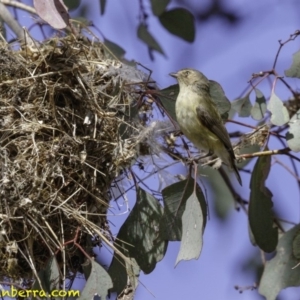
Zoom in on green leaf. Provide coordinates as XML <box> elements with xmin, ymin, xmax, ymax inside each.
<box><xmin>248</xmin><ymin>222</ymin><xmax>257</xmax><ymax>246</ymax></box>
<box><xmin>238</xmin><ymin>143</ymin><xmax>261</xmax><ymax>168</ymax></box>
<box><xmin>209</xmin><ymin>80</ymin><xmax>231</xmax><ymax>120</ymax></box>
<box><xmin>161</xmin><ymin>178</ymin><xmax>207</xmax><ymax>241</ymax></box>
<box><xmin>251</xmin><ymin>88</ymin><xmax>267</xmax><ymax>120</ymax></box>
<box><xmin>32</xmin><ymin>256</ymin><xmax>60</xmax><ymax>298</ymax></box>
<box><xmin>63</xmin><ymin>0</ymin><xmax>80</xmax><ymax>10</ymax></box>
<box><xmin>35</xmin><ymin>0</ymin><xmax>70</xmax><ymax>29</ymax></box>
<box><xmin>285</xmin><ymin>50</ymin><xmax>300</xmax><ymax>78</ymax></box>
<box><xmin>231</xmin><ymin>93</ymin><xmax>252</xmax><ymax>117</ymax></box>
<box><xmin>108</xmin><ymin>256</ymin><xmax>140</xmax><ymax>296</ymax></box>
<box><xmin>259</xmin><ymin>224</ymin><xmax>300</xmax><ymax>300</ymax></box>
<box><xmin>175</xmin><ymin>181</ymin><xmax>206</xmax><ymax>266</ymax></box>
<box><xmin>249</xmin><ymin>148</ymin><xmax>278</xmax><ymax>252</ymax></box>
<box><xmin>198</xmin><ymin>166</ymin><xmax>235</xmax><ymax>220</ymax></box>
<box><xmin>126</xmin><ymin>258</ymin><xmax>140</xmax><ymax>291</ymax></box>
<box><xmin>109</xmin><ymin>187</ymin><xmax>167</xmax><ymax>293</ymax></box>
<box><xmin>103</xmin><ymin>38</ymin><xmax>126</xmax><ymax>58</ymax></box>
<box><xmin>286</xmin><ymin>109</ymin><xmax>300</xmax><ymax>152</ymax></box>
<box><xmin>151</xmin><ymin>0</ymin><xmax>170</xmax><ymax>16</ymax></box>
<box><xmin>107</xmin><ymin>255</ymin><xmax>127</xmax><ymax>294</ymax></box>
<box><xmin>158</xmin><ymin>84</ymin><xmax>179</xmax><ymax>121</ymax></box>
<box><xmin>137</xmin><ymin>24</ymin><xmax>165</xmax><ymax>55</ymax></box>
<box><xmin>159</xmin><ymin>8</ymin><xmax>195</xmax><ymax>42</ymax></box>
<box><xmin>292</xmin><ymin>230</ymin><xmax>300</xmax><ymax>260</ymax></box>
<box><xmin>100</xmin><ymin>0</ymin><xmax>106</xmax><ymax>15</ymax></box>
<box><xmin>267</xmin><ymin>92</ymin><xmax>289</xmax><ymax>126</ymax></box>
<box><xmin>79</xmin><ymin>259</ymin><xmax>112</xmax><ymax>300</ymax></box>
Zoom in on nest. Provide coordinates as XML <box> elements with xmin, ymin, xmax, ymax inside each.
<box><xmin>0</xmin><ymin>36</ymin><xmax>149</xmax><ymax>283</ymax></box>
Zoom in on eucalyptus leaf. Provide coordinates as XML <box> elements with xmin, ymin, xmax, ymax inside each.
<box><xmin>161</xmin><ymin>178</ymin><xmax>207</xmax><ymax>241</ymax></box>
<box><xmin>151</xmin><ymin>0</ymin><xmax>170</xmax><ymax>16</ymax></box>
<box><xmin>248</xmin><ymin>222</ymin><xmax>257</xmax><ymax>246</ymax></box>
<box><xmin>231</xmin><ymin>93</ymin><xmax>252</xmax><ymax>117</ymax></box>
<box><xmin>126</xmin><ymin>258</ymin><xmax>140</xmax><ymax>291</ymax></box>
<box><xmin>100</xmin><ymin>0</ymin><xmax>106</xmax><ymax>14</ymax></box>
<box><xmin>104</xmin><ymin>38</ymin><xmax>126</xmax><ymax>59</ymax></box>
<box><xmin>31</xmin><ymin>256</ymin><xmax>60</xmax><ymax>299</ymax></box>
<box><xmin>259</xmin><ymin>224</ymin><xmax>300</xmax><ymax>300</ymax></box>
<box><xmin>109</xmin><ymin>187</ymin><xmax>167</xmax><ymax>293</ymax></box>
<box><xmin>286</xmin><ymin>109</ymin><xmax>300</xmax><ymax>152</ymax></box>
<box><xmin>285</xmin><ymin>50</ymin><xmax>300</xmax><ymax>78</ymax></box>
<box><xmin>292</xmin><ymin>230</ymin><xmax>300</xmax><ymax>260</ymax></box>
<box><xmin>159</xmin><ymin>8</ymin><xmax>195</xmax><ymax>42</ymax></box>
<box><xmin>251</xmin><ymin>88</ymin><xmax>266</xmax><ymax>120</ymax></box>
<box><xmin>198</xmin><ymin>166</ymin><xmax>234</xmax><ymax>220</ymax></box>
<box><xmin>238</xmin><ymin>143</ymin><xmax>261</xmax><ymax>168</ymax></box>
<box><xmin>249</xmin><ymin>148</ymin><xmax>278</xmax><ymax>253</ymax></box>
<box><xmin>158</xmin><ymin>84</ymin><xmax>179</xmax><ymax>121</ymax></box>
<box><xmin>63</xmin><ymin>0</ymin><xmax>80</xmax><ymax>10</ymax></box>
<box><xmin>109</xmin><ymin>257</ymin><xmax>139</xmax><ymax>299</ymax></box>
<box><xmin>34</xmin><ymin>0</ymin><xmax>70</xmax><ymax>29</ymax></box>
<box><xmin>79</xmin><ymin>259</ymin><xmax>112</xmax><ymax>300</ymax></box>
<box><xmin>175</xmin><ymin>186</ymin><xmax>205</xmax><ymax>266</ymax></box>
<box><xmin>107</xmin><ymin>254</ymin><xmax>127</xmax><ymax>294</ymax></box>
<box><xmin>267</xmin><ymin>92</ymin><xmax>289</xmax><ymax>126</ymax></box>
<box><xmin>38</xmin><ymin>256</ymin><xmax>59</xmax><ymax>291</ymax></box>
<box><xmin>137</xmin><ymin>24</ymin><xmax>165</xmax><ymax>55</ymax></box>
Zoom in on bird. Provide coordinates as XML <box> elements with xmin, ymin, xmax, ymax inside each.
<box><xmin>170</xmin><ymin>68</ymin><xmax>242</xmax><ymax>185</ymax></box>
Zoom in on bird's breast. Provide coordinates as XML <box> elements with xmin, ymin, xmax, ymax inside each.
<box><xmin>175</xmin><ymin>90</ymin><xmax>220</xmax><ymax>151</ymax></box>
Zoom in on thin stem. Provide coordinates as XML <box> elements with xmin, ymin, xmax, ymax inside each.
<box><xmin>0</xmin><ymin>0</ymin><xmax>36</xmax><ymax>14</ymax></box>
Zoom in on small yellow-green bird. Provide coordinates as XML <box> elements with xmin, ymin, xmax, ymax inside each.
<box><xmin>170</xmin><ymin>68</ymin><xmax>242</xmax><ymax>185</ymax></box>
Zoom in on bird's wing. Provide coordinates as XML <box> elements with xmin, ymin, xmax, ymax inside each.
<box><xmin>196</xmin><ymin>103</ymin><xmax>234</xmax><ymax>155</ymax></box>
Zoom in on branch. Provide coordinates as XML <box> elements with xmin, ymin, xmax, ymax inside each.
<box><xmin>240</xmin><ymin>147</ymin><xmax>290</xmax><ymax>159</ymax></box>
<box><xmin>0</xmin><ymin>1</ymin><xmax>35</xmax><ymax>46</ymax></box>
<box><xmin>274</xmin><ymin>157</ymin><xmax>300</xmax><ymax>182</ymax></box>
<box><xmin>0</xmin><ymin>0</ymin><xmax>36</xmax><ymax>14</ymax></box>
<box><xmin>273</xmin><ymin>30</ymin><xmax>300</xmax><ymax>69</ymax></box>
<box><xmin>0</xmin><ymin>2</ymin><xmax>24</xmax><ymax>40</ymax></box>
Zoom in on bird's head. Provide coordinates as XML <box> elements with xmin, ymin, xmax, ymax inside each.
<box><xmin>170</xmin><ymin>68</ymin><xmax>209</xmax><ymax>86</ymax></box>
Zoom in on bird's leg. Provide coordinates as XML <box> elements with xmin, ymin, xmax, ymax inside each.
<box><xmin>186</xmin><ymin>150</ymin><xmax>214</xmax><ymax>165</ymax></box>
<box><xmin>187</xmin><ymin>150</ymin><xmax>213</xmax><ymax>181</ymax></box>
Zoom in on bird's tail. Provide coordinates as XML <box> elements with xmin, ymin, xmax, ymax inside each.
<box><xmin>232</xmin><ymin>162</ymin><xmax>242</xmax><ymax>186</ymax></box>
<box><xmin>217</xmin><ymin>148</ymin><xmax>242</xmax><ymax>186</ymax></box>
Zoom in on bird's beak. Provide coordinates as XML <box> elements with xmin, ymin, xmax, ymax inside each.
<box><xmin>169</xmin><ymin>72</ymin><xmax>178</xmax><ymax>78</ymax></box>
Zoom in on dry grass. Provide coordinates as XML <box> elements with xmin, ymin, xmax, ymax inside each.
<box><xmin>0</xmin><ymin>35</ymin><xmax>150</xmax><ymax>283</ymax></box>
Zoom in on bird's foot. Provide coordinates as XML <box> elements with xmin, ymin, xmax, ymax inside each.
<box><xmin>186</xmin><ymin>150</ymin><xmax>214</xmax><ymax>165</ymax></box>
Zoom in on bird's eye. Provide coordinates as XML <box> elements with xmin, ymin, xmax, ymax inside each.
<box><xmin>185</xmin><ymin>70</ymin><xmax>190</xmax><ymax>76</ymax></box>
